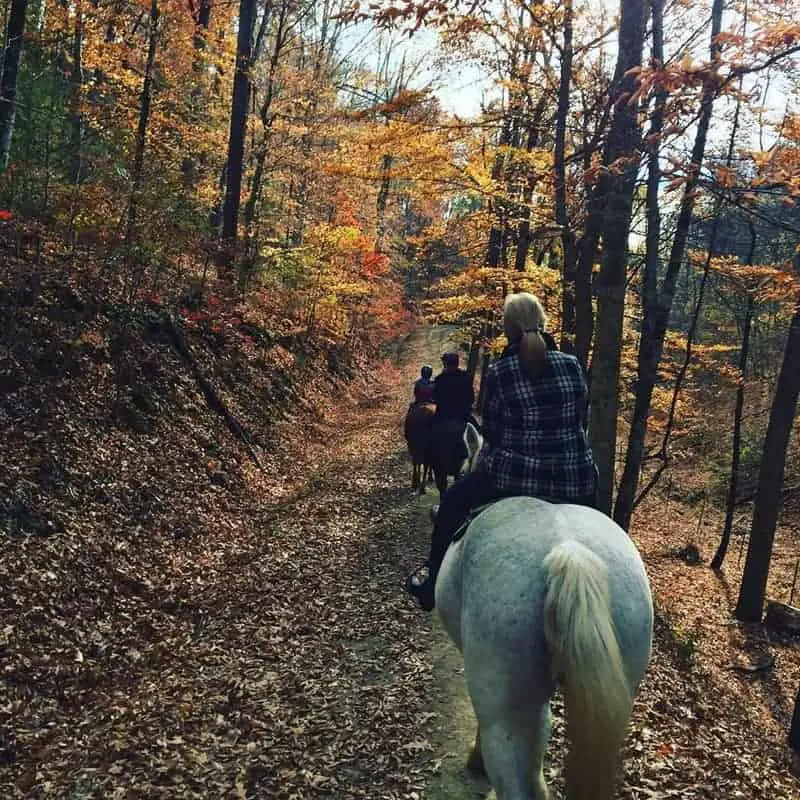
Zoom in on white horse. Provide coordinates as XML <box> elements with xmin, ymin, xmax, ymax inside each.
<box><xmin>435</xmin><ymin>497</ymin><xmax>653</xmax><ymax>800</ymax></box>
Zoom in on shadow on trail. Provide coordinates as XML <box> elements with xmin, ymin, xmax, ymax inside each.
<box><xmin>427</xmin><ymin>620</ymin><xmax>492</xmax><ymax>800</ymax></box>
<box><xmin>362</xmin><ymin>484</ymin><xmax>419</xmax><ymax>511</ymax></box>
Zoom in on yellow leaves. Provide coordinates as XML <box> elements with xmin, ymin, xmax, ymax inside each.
<box><xmin>309</xmin><ymin>223</ymin><xmax>366</xmax><ymax>255</ymax></box>
<box><xmin>423</xmin><ymin>264</ymin><xmax>564</xmax><ymax>338</ymax></box>
<box><xmin>691</xmin><ymin>249</ymin><xmax>798</xmax><ymax>302</ymax></box>
<box><xmin>782</xmin><ymin>113</ymin><xmax>800</xmax><ymax>144</ymax></box>
<box><xmin>679</xmin><ymin>52</ymin><xmax>696</xmax><ymax>75</ymax></box>
<box><xmin>752</xmin><ymin>21</ymin><xmax>800</xmax><ymax>53</ymax></box>
<box><xmin>326</xmin><ymin>115</ymin><xmax>461</xmax><ymax>192</ymax></box>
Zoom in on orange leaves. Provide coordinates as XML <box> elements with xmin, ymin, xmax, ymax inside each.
<box><xmin>360</xmin><ymin>250</ymin><xmax>390</xmax><ymax>278</ymax></box>
<box><xmin>694</xmin><ymin>249</ymin><xmax>800</xmax><ymax>303</ymax></box>
<box><xmin>714</xmin><ymin>166</ymin><xmax>736</xmax><ymax>190</ymax></box>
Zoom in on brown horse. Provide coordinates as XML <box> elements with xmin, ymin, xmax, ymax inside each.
<box><xmin>404</xmin><ymin>402</ymin><xmax>435</xmax><ymax>492</ymax></box>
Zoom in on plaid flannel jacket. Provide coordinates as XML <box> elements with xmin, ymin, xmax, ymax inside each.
<box><xmin>480</xmin><ymin>345</ymin><xmax>596</xmax><ymax>501</ymax></box>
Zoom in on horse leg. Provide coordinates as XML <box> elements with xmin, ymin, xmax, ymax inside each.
<box><xmin>463</xmin><ymin>631</ymin><xmax>552</xmax><ymax>800</ymax></box>
<box><xmin>466</xmin><ymin>724</ymin><xmax>485</xmax><ymax>774</ymax></box>
<box><xmin>411</xmin><ymin>462</ymin><xmax>419</xmax><ymax>490</ymax></box>
<box><xmin>472</xmin><ymin>707</ymin><xmax>551</xmax><ymax>800</ymax></box>
<box><xmin>434</xmin><ymin>466</ymin><xmax>448</xmax><ymax>496</ymax></box>
<box><xmin>418</xmin><ymin>464</ymin><xmax>429</xmax><ymax>495</ymax></box>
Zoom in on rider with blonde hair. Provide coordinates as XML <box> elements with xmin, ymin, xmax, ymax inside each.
<box><xmin>407</xmin><ymin>291</ymin><xmax>597</xmax><ymax>611</ymax></box>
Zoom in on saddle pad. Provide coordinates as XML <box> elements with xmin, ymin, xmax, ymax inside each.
<box><xmin>451</xmin><ymin>499</ymin><xmax>504</xmax><ymax>544</ymax></box>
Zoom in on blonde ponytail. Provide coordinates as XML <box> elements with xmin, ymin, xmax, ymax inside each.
<box><xmin>519</xmin><ymin>328</ymin><xmax>548</xmax><ymax>378</ymax></box>
<box><xmin>503</xmin><ymin>292</ymin><xmax>549</xmax><ymax>379</ymax></box>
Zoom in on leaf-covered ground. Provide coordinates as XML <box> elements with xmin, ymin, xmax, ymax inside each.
<box><xmin>2</xmin><ymin>282</ymin><xmax>799</xmax><ymax>798</ymax></box>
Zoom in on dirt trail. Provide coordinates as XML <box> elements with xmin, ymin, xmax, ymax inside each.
<box><xmin>391</xmin><ymin>327</ymin><xmax>491</xmax><ymax>800</ymax></box>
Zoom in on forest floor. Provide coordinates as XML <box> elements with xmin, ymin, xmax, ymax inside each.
<box><xmin>3</xmin><ymin>300</ymin><xmax>800</xmax><ymax>797</ymax></box>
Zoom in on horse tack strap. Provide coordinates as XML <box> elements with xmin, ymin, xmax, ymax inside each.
<box><xmin>451</xmin><ymin>501</ymin><xmax>502</xmax><ymax>544</ymax></box>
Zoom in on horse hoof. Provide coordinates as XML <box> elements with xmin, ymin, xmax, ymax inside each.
<box><xmin>466</xmin><ymin>751</ymin><xmax>486</xmax><ymax>775</ymax></box>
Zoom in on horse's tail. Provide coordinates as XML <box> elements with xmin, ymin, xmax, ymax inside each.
<box><xmin>542</xmin><ymin>539</ymin><xmax>632</xmax><ymax>800</ymax></box>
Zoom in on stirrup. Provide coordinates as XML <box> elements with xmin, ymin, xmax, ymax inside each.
<box><xmin>405</xmin><ymin>566</ymin><xmax>435</xmax><ymax>611</ymax></box>
<box><xmin>406</xmin><ymin>565</ymin><xmax>430</xmax><ymax>589</ymax></box>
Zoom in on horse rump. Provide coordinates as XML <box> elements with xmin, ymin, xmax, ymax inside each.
<box><xmin>404</xmin><ymin>403</ymin><xmax>434</xmax><ymax>459</ymax></box>
<box><xmin>404</xmin><ymin>402</ymin><xmax>435</xmax><ymax>491</ymax></box>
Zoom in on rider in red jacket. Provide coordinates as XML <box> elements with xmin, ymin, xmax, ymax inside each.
<box><xmin>412</xmin><ymin>365</ymin><xmax>435</xmax><ymax>404</ymax></box>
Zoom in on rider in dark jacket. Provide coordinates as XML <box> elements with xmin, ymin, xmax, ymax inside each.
<box><xmin>433</xmin><ymin>352</ymin><xmax>474</xmax><ymax>423</ymax></box>
<box><xmin>429</xmin><ymin>352</ymin><xmax>474</xmax><ymax>463</ymax></box>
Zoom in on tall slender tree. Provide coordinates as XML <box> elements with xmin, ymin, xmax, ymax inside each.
<box><xmin>735</xmin><ymin>252</ymin><xmax>800</xmax><ymax>622</ymax></box>
<box><xmin>613</xmin><ymin>0</ymin><xmax>725</xmax><ymax>528</ymax></box>
<box><xmin>587</xmin><ymin>0</ymin><xmax>647</xmax><ymax>514</ymax></box>
<box><xmin>555</xmin><ymin>0</ymin><xmax>576</xmax><ymax>353</ymax></box>
<box><xmin>124</xmin><ymin>0</ymin><xmax>160</xmax><ymax>260</ymax></box>
<box><xmin>0</xmin><ymin>0</ymin><xmax>29</xmax><ymax>170</ymax></box>
<box><xmin>220</xmin><ymin>0</ymin><xmax>257</xmax><ymax>271</ymax></box>
<box><xmin>68</xmin><ymin>3</ymin><xmax>84</xmax><ymax>184</ymax></box>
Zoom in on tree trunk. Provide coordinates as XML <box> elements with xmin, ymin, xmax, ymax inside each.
<box><xmin>611</xmin><ymin>0</ymin><xmax>667</xmax><ymax>527</ymax></box>
<box><xmin>182</xmin><ymin>0</ymin><xmax>212</xmax><ymax>187</ymax></box>
<box><xmin>555</xmin><ymin>0</ymin><xmax>576</xmax><ymax>353</ymax></box>
<box><xmin>285</xmin><ymin>0</ymin><xmax>338</xmax><ymax>245</ymax></box>
<box><xmin>486</xmin><ymin>114</ymin><xmax>514</xmax><ymax>267</ymax></box>
<box><xmin>587</xmin><ymin>0</ymin><xmax>647</xmax><ymax>514</ymax></box>
<box><xmin>124</xmin><ymin>0</ymin><xmax>159</xmax><ymax>256</ymax></box>
<box><xmin>68</xmin><ymin>4</ymin><xmax>84</xmax><ymax>184</ymax></box>
<box><xmin>574</xmin><ymin>190</ymin><xmax>600</xmax><ymax>372</ymax></box>
<box><xmin>789</xmin><ymin>685</ymin><xmax>800</xmax><ymax>753</ymax></box>
<box><xmin>375</xmin><ymin>151</ymin><xmax>393</xmax><ymax>253</ymax></box>
<box><xmin>477</xmin><ymin>350</ymin><xmax>491</xmax><ymax>414</ymax></box>
<box><xmin>243</xmin><ymin>2</ymin><xmax>285</xmax><ymax>240</ymax></box>
<box><xmin>195</xmin><ymin>0</ymin><xmax>211</xmax><ymax>37</ymax></box>
<box><xmin>735</xmin><ymin>254</ymin><xmax>800</xmax><ymax>622</ymax></box>
<box><xmin>0</xmin><ymin>0</ymin><xmax>29</xmax><ymax>170</ymax></box>
<box><xmin>513</xmin><ymin>97</ymin><xmax>548</xmax><ymax>272</ymax></box>
<box><xmin>613</xmin><ymin>0</ymin><xmax>724</xmax><ymax>527</ymax></box>
<box><xmin>712</xmin><ymin>224</ymin><xmax>757</xmax><ymax>570</ymax></box>
<box><xmin>466</xmin><ymin>336</ymin><xmax>480</xmax><ymax>378</ymax></box>
<box><xmin>220</xmin><ymin>0</ymin><xmax>257</xmax><ymax>270</ymax></box>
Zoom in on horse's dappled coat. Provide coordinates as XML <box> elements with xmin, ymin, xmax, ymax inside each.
<box><xmin>435</xmin><ymin>497</ymin><xmax>653</xmax><ymax>800</ymax></box>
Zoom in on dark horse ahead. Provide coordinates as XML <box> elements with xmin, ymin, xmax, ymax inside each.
<box><xmin>404</xmin><ymin>402</ymin><xmax>435</xmax><ymax>491</ymax></box>
<box><xmin>426</xmin><ymin>418</ymin><xmax>470</xmax><ymax>495</ymax></box>
<box><xmin>404</xmin><ymin>404</ymin><xmax>482</xmax><ymax>495</ymax></box>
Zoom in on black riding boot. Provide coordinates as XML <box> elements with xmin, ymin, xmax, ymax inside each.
<box><xmin>405</xmin><ymin>521</ymin><xmax>461</xmax><ymax>611</ymax></box>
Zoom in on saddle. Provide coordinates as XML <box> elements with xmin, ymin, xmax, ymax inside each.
<box><xmin>430</xmin><ymin>500</ymin><xmax>504</xmax><ymax>545</ymax></box>
<box><xmin>452</xmin><ymin>501</ymin><xmax>502</xmax><ymax>543</ymax></box>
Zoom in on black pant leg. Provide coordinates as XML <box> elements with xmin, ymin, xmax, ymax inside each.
<box><xmin>427</xmin><ymin>469</ymin><xmax>502</xmax><ymax>577</ymax></box>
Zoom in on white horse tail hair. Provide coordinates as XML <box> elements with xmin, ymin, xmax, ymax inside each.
<box><xmin>542</xmin><ymin>539</ymin><xmax>633</xmax><ymax>800</ymax></box>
